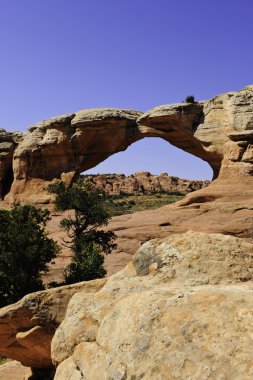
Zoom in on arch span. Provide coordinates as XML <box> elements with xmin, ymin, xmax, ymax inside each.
<box><xmin>1</xmin><ymin>85</ymin><xmax>253</xmax><ymax>204</ymax></box>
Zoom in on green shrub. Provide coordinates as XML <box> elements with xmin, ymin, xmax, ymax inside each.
<box><xmin>64</xmin><ymin>242</ymin><xmax>106</xmax><ymax>284</ymax></box>
<box><xmin>48</xmin><ymin>181</ymin><xmax>116</xmax><ymax>284</ymax></box>
<box><xmin>0</xmin><ymin>205</ymin><xmax>59</xmax><ymax>307</ymax></box>
<box><xmin>185</xmin><ymin>95</ymin><xmax>195</xmax><ymax>103</ymax></box>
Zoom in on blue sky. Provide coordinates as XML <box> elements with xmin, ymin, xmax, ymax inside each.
<box><xmin>0</xmin><ymin>0</ymin><xmax>252</xmax><ymax>179</ymax></box>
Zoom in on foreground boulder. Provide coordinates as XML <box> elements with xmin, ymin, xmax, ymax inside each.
<box><xmin>50</xmin><ymin>232</ymin><xmax>253</xmax><ymax>379</ymax></box>
<box><xmin>0</xmin><ymin>279</ymin><xmax>105</xmax><ymax>368</ymax></box>
<box><xmin>0</xmin><ymin>361</ymin><xmax>31</xmax><ymax>380</ymax></box>
<box><xmin>1</xmin><ymin>232</ymin><xmax>253</xmax><ymax>378</ymax></box>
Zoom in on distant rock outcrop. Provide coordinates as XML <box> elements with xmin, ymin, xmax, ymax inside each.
<box><xmin>82</xmin><ymin>172</ymin><xmax>209</xmax><ymax>195</ymax></box>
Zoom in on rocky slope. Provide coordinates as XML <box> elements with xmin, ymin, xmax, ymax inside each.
<box><xmin>1</xmin><ymin>232</ymin><xmax>253</xmax><ymax>379</ymax></box>
<box><xmin>82</xmin><ymin>172</ymin><xmax>209</xmax><ymax>195</ymax></box>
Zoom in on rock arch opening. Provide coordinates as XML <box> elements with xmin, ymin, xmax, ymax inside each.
<box><xmin>83</xmin><ymin>137</ymin><xmax>213</xmax><ymax>181</ymax></box>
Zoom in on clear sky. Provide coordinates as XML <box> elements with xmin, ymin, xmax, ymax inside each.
<box><xmin>0</xmin><ymin>0</ymin><xmax>252</xmax><ymax>180</ymax></box>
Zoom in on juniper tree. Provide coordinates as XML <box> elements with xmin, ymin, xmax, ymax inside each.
<box><xmin>48</xmin><ymin>181</ymin><xmax>116</xmax><ymax>284</ymax></box>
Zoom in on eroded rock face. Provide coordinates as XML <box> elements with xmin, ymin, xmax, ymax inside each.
<box><xmin>0</xmin><ymin>279</ymin><xmax>105</xmax><ymax>368</ymax></box>
<box><xmin>0</xmin><ymin>129</ymin><xmax>24</xmax><ymax>200</ymax></box>
<box><xmin>1</xmin><ymin>85</ymin><xmax>252</xmax><ymax>204</ymax></box>
<box><xmin>51</xmin><ymin>232</ymin><xmax>253</xmax><ymax>379</ymax></box>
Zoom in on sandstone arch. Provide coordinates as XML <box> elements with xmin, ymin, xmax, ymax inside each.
<box><xmin>0</xmin><ymin>85</ymin><xmax>253</xmax><ymax>204</ymax></box>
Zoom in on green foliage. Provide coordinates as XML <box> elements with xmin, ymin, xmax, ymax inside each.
<box><xmin>104</xmin><ymin>192</ymin><xmax>184</xmax><ymax>216</ymax></box>
<box><xmin>64</xmin><ymin>242</ymin><xmax>106</xmax><ymax>284</ymax></box>
<box><xmin>0</xmin><ymin>205</ymin><xmax>59</xmax><ymax>307</ymax></box>
<box><xmin>48</xmin><ymin>181</ymin><xmax>116</xmax><ymax>284</ymax></box>
<box><xmin>185</xmin><ymin>95</ymin><xmax>195</xmax><ymax>103</ymax></box>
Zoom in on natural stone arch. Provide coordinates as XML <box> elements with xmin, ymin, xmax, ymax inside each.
<box><xmin>1</xmin><ymin>85</ymin><xmax>253</xmax><ymax>204</ymax></box>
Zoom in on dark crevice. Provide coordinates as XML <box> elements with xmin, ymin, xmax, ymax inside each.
<box><xmin>2</xmin><ymin>165</ymin><xmax>14</xmax><ymax>199</ymax></box>
<box><xmin>28</xmin><ymin>367</ymin><xmax>55</xmax><ymax>380</ymax></box>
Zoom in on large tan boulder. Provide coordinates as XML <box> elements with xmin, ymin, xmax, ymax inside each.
<box><xmin>55</xmin><ymin>286</ymin><xmax>253</xmax><ymax>380</ymax></box>
<box><xmin>0</xmin><ymin>279</ymin><xmax>105</xmax><ymax>368</ymax></box>
<box><xmin>51</xmin><ymin>232</ymin><xmax>253</xmax><ymax>379</ymax></box>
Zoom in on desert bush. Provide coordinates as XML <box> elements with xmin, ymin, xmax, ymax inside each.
<box><xmin>0</xmin><ymin>205</ymin><xmax>59</xmax><ymax>307</ymax></box>
<box><xmin>185</xmin><ymin>95</ymin><xmax>195</xmax><ymax>103</ymax></box>
<box><xmin>48</xmin><ymin>181</ymin><xmax>116</xmax><ymax>284</ymax></box>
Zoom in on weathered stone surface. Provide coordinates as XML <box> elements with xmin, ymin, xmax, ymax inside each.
<box><xmin>0</xmin><ymin>361</ymin><xmax>31</xmax><ymax>380</ymax></box>
<box><xmin>55</xmin><ymin>286</ymin><xmax>253</xmax><ymax>380</ymax></box>
<box><xmin>82</xmin><ymin>172</ymin><xmax>209</xmax><ymax>195</ymax></box>
<box><xmin>51</xmin><ymin>232</ymin><xmax>253</xmax><ymax>379</ymax></box>
<box><xmin>0</xmin><ymin>279</ymin><xmax>105</xmax><ymax>368</ymax></box>
<box><xmin>2</xmin><ymin>232</ymin><xmax>253</xmax><ymax>378</ymax></box>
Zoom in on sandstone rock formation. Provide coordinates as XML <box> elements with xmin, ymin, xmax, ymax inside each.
<box><xmin>0</xmin><ymin>85</ymin><xmax>252</xmax><ymax>206</ymax></box>
<box><xmin>0</xmin><ymin>361</ymin><xmax>31</xmax><ymax>380</ymax></box>
<box><xmin>1</xmin><ymin>232</ymin><xmax>252</xmax><ymax>379</ymax></box>
<box><xmin>82</xmin><ymin>172</ymin><xmax>209</xmax><ymax>195</ymax></box>
<box><xmin>0</xmin><ymin>279</ymin><xmax>105</xmax><ymax>368</ymax></box>
<box><xmin>51</xmin><ymin>232</ymin><xmax>253</xmax><ymax>379</ymax></box>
